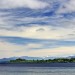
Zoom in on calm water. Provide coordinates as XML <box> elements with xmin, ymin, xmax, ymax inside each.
<box><xmin>0</xmin><ymin>66</ymin><xmax>75</xmax><ymax>75</ymax></box>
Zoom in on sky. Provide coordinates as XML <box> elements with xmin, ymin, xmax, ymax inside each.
<box><xmin>0</xmin><ymin>0</ymin><xmax>75</xmax><ymax>58</ymax></box>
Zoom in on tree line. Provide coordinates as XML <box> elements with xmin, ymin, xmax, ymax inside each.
<box><xmin>9</xmin><ymin>58</ymin><xmax>75</xmax><ymax>63</ymax></box>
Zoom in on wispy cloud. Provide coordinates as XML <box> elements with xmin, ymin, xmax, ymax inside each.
<box><xmin>57</xmin><ymin>0</ymin><xmax>75</xmax><ymax>13</ymax></box>
<box><xmin>0</xmin><ymin>0</ymin><xmax>75</xmax><ymax>58</ymax></box>
<box><xmin>0</xmin><ymin>39</ymin><xmax>75</xmax><ymax>58</ymax></box>
<box><xmin>0</xmin><ymin>0</ymin><xmax>49</xmax><ymax>9</ymax></box>
<box><xmin>0</xmin><ymin>25</ymin><xmax>75</xmax><ymax>40</ymax></box>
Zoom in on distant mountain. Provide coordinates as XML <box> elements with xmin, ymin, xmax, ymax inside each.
<box><xmin>0</xmin><ymin>57</ymin><xmax>18</xmax><ymax>63</ymax></box>
<box><xmin>0</xmin><ymin>56</ymin><xmax>43</xmax><ymax>62</ymax></box>
<box><xmin>20</xmin><ymin>56</ymin><xmax>43</xmax><ymax>60</ymax></box>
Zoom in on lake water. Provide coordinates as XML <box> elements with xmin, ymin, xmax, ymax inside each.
<box><xmin>0</xmin><ymin>66</ymin><xmax>75</xmax><ymax>75</ymax></box>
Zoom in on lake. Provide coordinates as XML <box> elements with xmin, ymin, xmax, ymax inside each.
<box><xmin>0</xmin><ymin>63</ymin><xmax>75</xmax><ymax>75</ymax></box>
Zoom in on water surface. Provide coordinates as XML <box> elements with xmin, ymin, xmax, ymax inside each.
<box><xmin>0</xmin><ymin>65</ymin><xmax>75</xmax><ymax>75</ymax></box>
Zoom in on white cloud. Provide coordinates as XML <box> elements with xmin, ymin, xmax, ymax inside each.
<box><xmin>0</xmin><ymin>11</ymin><xmax>75</xmax><ymax>40</ymax></box>
<box><xmin>57</xmin><ymin>0</ymin><xmax>75</xmax><ymax>13</ymax></box>
<box><xmin>0</xmin><ymin>39</ymin><xmax>75</xmax><ymax>58</ymax></box>
<box><xmin>0</xmin><ymin>0</ymin><xmax>75</xmax><ymax>58</ymax></box>
<box><xmin>0</xmin><ymin>25</ymin><xmax>75</xmax><ymax>40</ymax></box>
<box><xmin>0</xmin><ymin>0</ymin><xmax>49</xmax><ymax>9</ymax></box>
<box><xmin>0</xmin><ymin>40</ymin><xmax>43</xmax><ymax>51</ymax></box>
<box><xmin>27</xmin><ymin>46</ymin><xmax>75</xmax><ymax>57</ymax></box>
<box><xmin>0</xmin><ymin>4</ymin><xmax>75</xmax><ymax>40</ymax></box>
<box><xmin>27</xmin><ymin>43</ymin><xmax>43</xmax><ymax>49</ymax></box>
<box><xmin>0</xmin><ymin>40</ymin><xmax>44</xmax><ymax>58</ymax></box>
<box><xmin>0</xmin><ymin>12</ymin><xmax>14</xmax><ymax>29</ymax></box>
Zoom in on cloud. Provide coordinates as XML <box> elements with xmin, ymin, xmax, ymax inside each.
<box><xmin>0</xmin><ymin>39</ymin><xmax>44</xmax><ymax>51</ymax></box>
<box><xmin>0</xmin><ymin>8</ymin><xmax>75</xmax><ymax>40</ymax></box>
<box><xmin>0</xmin><ymin>39</ymin><xmax>75</xmax><ymax>58</ymax></box>
<box><xmin>0</xmin><ymin>0</ymin><xmax>75</xmax><ymax>58</ymax></box>
<box><xmin>0</xmin><ymin>0</ymin><xmax>49</xmax><ymax>9</ymax></box>
<box><xmin>57</xmin><ymin>0</ymin><xmax>75</xmax><ymax>13</ymax></box>
<box><xmin>0</xmin><ymin>25</ymin><xmax>75</xmax><ymax>40</ymax></box>
<box><xmin>0</xmin><ymin>39</ymin><xmax>44</xmax><ymax>58</ymax></box>
<box><xmin>27</xmin><ymin>46</ymin><xmax>75</xmax><ymax>57</ymax></box>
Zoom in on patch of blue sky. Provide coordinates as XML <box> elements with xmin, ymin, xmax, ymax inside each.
<box><xmin>0</xmin><ymin>1</ymin><xmax>59</xmax><ymax>18</ymax></box>
<box><xmin>62</xmin><ymin>12</ymin><xmax>75</xmax><ymax>19</ymax></box>
<box><xmin>0</xmin><ymin>36</ymin><xmax>75</xmax><ymax>48</ymax></box>
<box><xmin>0</xmin><ymin>36</ymin><xmax>52</xmax><ymax>45</ymax></box>
<box><xmin>0</xmin><ymin>0</ymin><xmax>74</xmax><ymax>29</ymax></box>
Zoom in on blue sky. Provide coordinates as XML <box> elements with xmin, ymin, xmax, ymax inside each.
<box><xmin>0</xmin><ymin>0</ymin><xmax>75</xmax><ymax>58</ymax></box>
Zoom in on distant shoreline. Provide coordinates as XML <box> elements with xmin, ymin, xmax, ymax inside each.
<box><xmin>0</xmin><ymin>63</ymin><xmax>75</xmax><ymax>67</ymax></box>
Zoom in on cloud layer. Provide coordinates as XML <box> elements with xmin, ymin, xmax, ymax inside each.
<box><xmin>0</xmin><ymin>0</ymin><xmax>49</xmax><ymax>9</ymax></box>
<box><xmin>0</xmin><ymin>0</ymin><xmax>75</xmax><ymax>58</ymax></box>
<box><xmin>57</xmin><ymin>0</ymin><xmax>75</xmax><ymax>13</ymax></box>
